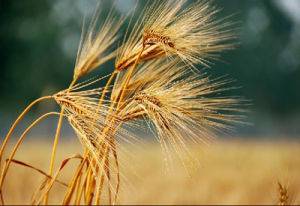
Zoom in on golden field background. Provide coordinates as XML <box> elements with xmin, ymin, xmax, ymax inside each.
<box><xmin>2</xmin><ymin>138</ymin><xmax>300</xmax><ymax>205</ymax></box>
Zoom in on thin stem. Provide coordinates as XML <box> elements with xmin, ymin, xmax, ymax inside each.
<box><xmin>45</xmin><ymin>77</ymin><xmax>78</xmax><ymax>204</ymax></box>
<box><xmin>86</xmin><ymin>166</ymin><xmax>96</xmax><ymax>204</ymax></box>
<box><xmin>86</xmin><ymin>161</ymin><xmax>97</xmax><ymax>205</ymax></box>
<box><xmin>92</xmin><ymin>46</ymin><xmax>145</xmax><ymax>202</ymax></box>
<box><xmin>111</xmin><ymin>138</ymin><xmax>120</xmax><ymax>204</ymax></box>
<box><xmin>84</xmin><ymin>165</ymin><xmax>93</xmax><ymax>204</ymax></box>
<box><xmin>96</xmin><ymin>168</ymin><xmax>106</xmax><ymax>204</ymax></box>
<box><xmin>98</xmin><ymin>71</ymin><xmax>118</xmax><ymax>108</ymax></box>
<box><xmin>9</xmin><ymin>159</ymin><xmax>67</xmax><ymax>187</ymax></box>
<box><xmin>0</xmin><ymin>96</ymin><xmax>53</xmax><ymax>163</ymax></box>
<box><xmin>0</xmin><ymin>96</ymin><xmax>52</xmax><ymax>204</ymax></box>
<box><xmin>74</xmin><ymin>169</ymin><xmax>83</xmax><ymax>203</ymax></box>
<box><xmin>76</xmin><ymin>162</ymin><xmax>90</xmax><ymax>205</ymax></box>
<box><xmin>62</xmin><ymin>160</ymin><xmax>86</xmax><ymax>204</ymax></box>
<box><xmin>95</xmin><ymin>145</ymin><xmax>111</xmax><ymax>205</ymax></box>
<box><xmin>63</xmin><ymin>152</ymin><xmax>88</xmax><ymax>204</ymax></box>
<box><xmin>0</xmin><ymin>112</ymin><xmax>60</xmax><ymax>191</ymax></box>
<box><xmin>44</xmin><ymin>107</ymin><xmax>65</xmax><ymax>205</ymax></box>
<box><xmin>106</xmin><ymin>150</ymin><xmax>112</xmax><ymax>205</ymax></box>
<box><xmin>117</xmin><ymin>45</ymin><xmax>145</xmax><ymax>108</ymax></box>
<box><xmin>95</xmin><ymin>123</ymin><xmax>121</xmax><ymax>205</ymax></box>
<box><xmin>37</xmin><ymin>155</ymin><xmax>83</xmax><ymax>205</ymax></box>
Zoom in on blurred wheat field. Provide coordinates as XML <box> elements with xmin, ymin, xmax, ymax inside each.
<box><xmin>3</xmin><ymin>138</ymin><xmax>300</xmax><ymax>205</ymax></box>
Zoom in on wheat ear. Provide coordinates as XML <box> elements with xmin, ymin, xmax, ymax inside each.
<box><xmin>278</xmin><ymin>182</ymin><xmax>289</xmax><ymax>206</ymax></box>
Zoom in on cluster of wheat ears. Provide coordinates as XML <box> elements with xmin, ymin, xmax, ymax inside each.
<box><xmin>0</xmin><ymin>0</ymin><xmax>245</xmax><ymax>205</ymax></box>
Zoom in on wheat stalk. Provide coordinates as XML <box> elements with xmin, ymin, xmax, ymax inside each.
<box><xmin>45</xmin><ymin>3</ymin><xmax>123</xmax><ymax>204</ymax></box>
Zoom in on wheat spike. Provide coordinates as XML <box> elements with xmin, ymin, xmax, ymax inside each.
<box><xmin>73</xmin><ymin>5</ymin><xmax>123</xmax><ymax>80</ymax></box>
<box><xmin>53</xmin><ymin>79</ymin><xmax>139</xmax><ymax>203</ymax></box>
<box><xmin>116</xmin><ymin>0</ymin><xmax>235</xmax><ymax>71</ymax></box>
<box><xmin>278</xmin><ymin>182</ymin><xmax>289</xmax><ymax>206</ymax></box>
<box><xmin>115</xmin><ymin>59</ymin><xmax>244</xmax><ymax>165</ymax></box>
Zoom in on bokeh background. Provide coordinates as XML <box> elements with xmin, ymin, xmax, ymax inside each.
<box><xmin>0</xmin><ymin>0</ymin><xmax>300</xmax><ymax>204</ymax></box>
<box><xmin>1</xmin><ymin>0</ymin><xmax>300</xmax><ymax>138</ymax></box>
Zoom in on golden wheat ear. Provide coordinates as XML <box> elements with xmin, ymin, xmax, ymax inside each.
<box><xmin>52</xmin><ymin>77</ymin><xmax>140</xmax><ymax>204</ymax></box>
<box><xmin>115</xmin><ymin>0</ymin><xmax>236</xmax><ymax>71</ymax></box>
<box><xmin>116</xmin><ymin>59</ymin><xmax>246</xmax><ymax>168</ymax></box>
<box><xmin>43</xmin><ymin>3</ymin><xmax>125</xmax><ymax>203</ymax></box>
<box><xmin>73</xmin><ymin>3</ymin><xmax>124</xmax><ymax>80</ymax></box>
<box><xmin>277</xmin><ymin>182</ymin><xmax>290</xmax><ymax>206</ymax></box>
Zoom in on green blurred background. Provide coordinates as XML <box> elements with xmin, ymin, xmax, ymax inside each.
<box><xmin>0</xmin><ymin>0</ymin><xmax>299</xmax><ymax>138</ymax></box>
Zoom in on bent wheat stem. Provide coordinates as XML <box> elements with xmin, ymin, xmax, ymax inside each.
<box><xmin>63</xmin><ymin>156</ymin><xmax>87</xmax><ymax>204</ymax></box>
<box><xmin>85</xmin><ymin>165</ymin><xmax>94</xmax><ymax>204</ymax></box>
<box><xmin>93</xmin><ymin>49</ymin><xmax>147</xmax><ymax>199</ymax></box>
<box><xmin>95</xmin><ymin>144</ymin><xmax>111</xmax><ymax>205</ymax></box>
<box><xmin>86</xmin><ymin>164</ymin><xmax>97</xmax><ymax>205</ymax></box>
<box><xmin>0</xmin><ymin>96</ymin><xmax>52</xmax><ymax>163</ymax></box>
<box><xmin>76</xmin><ymin>165</ymin><xmax>89</xmax><ymax>204</ymax></box>
<box><xmin>0</xmin><ymin>112</ymin><xmax>60</xmax><ymax>191</ymax></box>
<box><xmin>98</xmin><ymin>71</ymin><xmax>118</xmax><ymax>108</ymax></box>
<box><xmin>62</xmin><ymin>149</ymin><xmax>89</xmax><ymax>204</ymax></box>
<box><xmin>76</xmin><ymin>164</ymin><xmax>91</xmax><ymax>204</ymax></box>
<box><xmin>45</xmin><ymin>78</ymin><xmax>78</xmax><ymax>204</ymax></box>
<box><xmin>111</xmin><ymin>138</ymin><xmax>120</xmax><ymax>203</ymax></box>
<box><xmin>117</xmin><ymin>45</ymin><xmax>145</xmax><ymax>107</ymax></box>
<box><xmin>95</xmin><ymin>124</ymin><xmax>121</xmax><ymax>204</ymax></box>
<box><xmin>36</xmin><ymin>155</ymin><xmax>83</xmax><ymax>205</ymax></box>
<box><xmin>92</xmin><ymin>46</ymin><xmax>146</xmax><ymax>204</ymax></box>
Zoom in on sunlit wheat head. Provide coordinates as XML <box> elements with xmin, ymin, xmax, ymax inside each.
<box><xmin>116</xmin><ymin>0</ymin><xmax>235</xmax><ymax>72</ymax></box>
